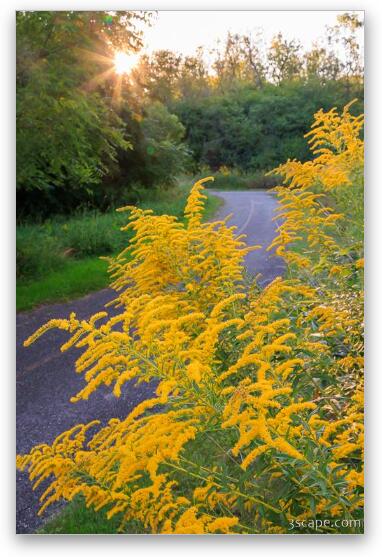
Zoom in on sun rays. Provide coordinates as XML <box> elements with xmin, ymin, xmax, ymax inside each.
<box><xmin>79</xmin><ymin>48</ymin><xmax>139</xmax><ymax>106</ymax></box>
<box><xmin>114</xmin><ymin>51</ymin><xmax>139</xmax><ymax>74</ymax></box>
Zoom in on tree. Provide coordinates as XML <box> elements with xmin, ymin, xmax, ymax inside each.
<box><xmin>16</xmin><ymin>11</ymin><xmax>151</xmax><ymax>214</ymax></box>
<box><xmin>177</xmin><ymin>48</ymin><xmax>209</xmax><ymax>100</ymax></box>
<box><xmin>327</xmin><ymin>12</ymin><xmax>364</xmax><ymax>95</ymax></box>
<box><xmin>131</xmin><ymin>50</ymin><xmax>182</xmax><ymax>104</ymax></box>
<box><xmin>241</xmin><ymin>31</ymin><xmax>267</xmax><ymax>89</ymax></box>
<box><xmin>268</xmin><ymin>33</ymin><xmax>303</xmax><ymax>84</ymax></box>
<box><xmin>174</xmin><ymin>82</ymin><xmax>363</xmax><ymax>172</ymax></box>
<box><xmin>211</xmin><ymin>32</ymin><xmax>246</xmax><ymax>92</ymax></box>
<box><xmin>141</xmin><ymin>102</ymin><xmax>191</xmax><ymax>186</ymax></box>
<box><xmin>304</xmin><ymin>42</ymin><xmax>342</xmax><ymax>83</ymax></box>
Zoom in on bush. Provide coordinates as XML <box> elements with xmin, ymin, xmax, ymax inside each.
<box><xmin>57</xmin><ymin>213</ymin><xmax>128</xmax><ymax>258</ymax></box>
<box><xmin>16</xmin><ymin>227</ymin><xmax>66</xmax><ymax>281</ymax></box>
<box><xmin>140</xmin><ymin>102</ymin><xmax>192</xmax><ymax>187</ymax></box>
<box><xmin>197</xmin><ymin>168</ymin><xmax>283</xmax><ymax>190</ymax></box>
<box><xmin>17</xmin><ymin>103</ymin><xmax>363</xmax><ymax>534</ymax></box>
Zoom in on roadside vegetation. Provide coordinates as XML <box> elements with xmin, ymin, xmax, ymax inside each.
<box><xmin>39</xmin><ymin>496</ymin><xmax>127</xmax><ymax>534</ymax></box>
<box><xmin>16</xmin><ymin>11</ymin><xmax>363</xmax><ymax>311</ymax></box>
<box><xmin>19</xmin><ymin>103</ymin><xmax>364</xmax><ymax>534</ymax></box>
<box><xmin>16</xmin><ymin>11</ymin><xmax>364</xmax><ymax>534</ymax></box>
<box><xmin>17</xmin><ymin>186</ymin><xmax>222</xmax><ymax>311</ymax></box>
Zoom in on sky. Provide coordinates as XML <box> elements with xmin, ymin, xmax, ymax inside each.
<box><xmin>138</xmin><ymin>10</ymin><xmax>364</xmax><ymax>59</ymax></box>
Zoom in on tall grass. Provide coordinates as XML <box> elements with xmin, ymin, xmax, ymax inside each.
<box><xmin>17</xmin><ymin>185</ymin><xmax>198</xmax><ymax>282</ymax></box>
<box><xmin>17</xmin><ymin>184</ymin><xmax>222</xmax><ymax>310</ymax></box>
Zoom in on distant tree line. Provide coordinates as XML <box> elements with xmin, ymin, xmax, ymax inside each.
<box><xmin>130</xmin><ymin>13</ymin><xmax>363</xmax><ymax>171</ymax></box>
<box><xmin>16</xmin><ymin>11</ymin><xmax>363</xmax><ymax>219</ymax></box>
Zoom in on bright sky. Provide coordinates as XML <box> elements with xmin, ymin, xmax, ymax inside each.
<box><xmin>139</xmin><ymin>10</ymin><xmax>364</xmax><ymax>58</ymax></box>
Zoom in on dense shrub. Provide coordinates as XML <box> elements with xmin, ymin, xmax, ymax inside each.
<box><xmin>174</xmin><ymin>81</ymin><xmax>363</xmax><ymax>172</ymax></box>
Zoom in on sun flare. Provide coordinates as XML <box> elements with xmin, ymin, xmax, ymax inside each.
<box><xmin>113</xmin><ymin>51</ymin><xmax>138</xmax><ymax>75</ymax></box>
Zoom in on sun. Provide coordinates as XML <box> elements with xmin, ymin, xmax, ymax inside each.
<box><xmin>113</xmin><ymin>51</ymin><xmax>138</xmax><ymax>75</ymax></box>
<box><xmin>81</xmin><ymin>48</ymin><xmax>141</xmax><ymax>106</ymax></box>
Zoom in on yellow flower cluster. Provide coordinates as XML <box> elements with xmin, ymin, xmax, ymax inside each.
<box><xmin>271</xmin><ymin>99</ymin><xmax>363</xmax><ymax>192</ymax></box>
<box><xmin>18</xmin><ymin>103</ymin><xmax>364</xmax><ymax>534</ymax></box>
<box><xmin>269</xmin><ymin>100</ymin><xmax>364</xmax><ymax>279</ymax></box>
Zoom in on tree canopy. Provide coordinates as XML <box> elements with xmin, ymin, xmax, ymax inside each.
<box><xmin>16</xmin><ymin>11</ymin><xmax>364</xmax><ymax>218</ymax></box>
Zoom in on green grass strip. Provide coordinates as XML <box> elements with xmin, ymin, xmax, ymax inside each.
<box><xmin>17</xmin><ymin>257</ymin><xmax>110</xmax><ymax>312</ymax></box>
<box><xmin>17</xmin><ymin>191</ymin><xmax>223</xmax><ymax>312</ymax></box>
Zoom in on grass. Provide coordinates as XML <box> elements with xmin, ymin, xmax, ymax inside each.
<box><xmin>193</xmin><ymin>169</ymin><xmax>283</xmax><ymax>190</ymax></box>
<box><xmin>39</xmin><ymin>497</ymin><xmax>123</xmax><ymax>534</ymax></box>
<box><xmin>17</xmin><ymin>186</ymin><xmax>223</xmax><ymax>312</ymax></box>
<box><xmin>16</xmin><ymin>257</ymin><xmax>110</xmax><ymax>312</ymax></box>
<box><xmin>39</xmin><ymin>495</ymin><xmax>149</xmax><ymax>534</ymax></box>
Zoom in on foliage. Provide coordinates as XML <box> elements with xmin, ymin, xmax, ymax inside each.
<box><xmin>16</xmin><ymin>11</ymin><xmax>363</xmax><ymax>219</ymax></box>
<box><xmin>132</xmin><ymin>14</ymin><xmax>363</xmax><ymax>103</ymax></box>
<box><xmin>140</xmin><ymin>102</ymin><xmax>192</xmax><ymax>186</ymax></box>
<box><xmin>133</xmin><ymin>50</ymin><xmax>183</xmax><ymax>104</ymax></box>
<box><xmin>17</xmin><ymin>211</ymin><xmax>127</xmax><ymax>282</ymax></box>
<box><xmin>16</xmin><ymin>11</ymin><xmax>150</xmax><ymax>215</ymax></box>
<box><xmin>16</xmin><ymin>11</ymin><xmax>197</xmax><ymax>219</ymax></box>
<box><xmin>127</xmin><ymin>13</ymin><xmax>363</xmax><ymax>177</ymax></box>
<box><xmin>195</xmin><ymin>167</ymin><xmax>282</xmax><ymax>190</ymax></box>
<box><xmin>39</xmin><ymin>495</ymin><xmax>130</xmax><ymax>534</ymax></box>
<box><xmin>16</xmin><ymin>184</ymin><xmax>211</xmax><ymax>281</ymax></box>
<box><xmin>17</xmin><ymin>102</ymin><xmax>363</xmax><ymax>534</ymax></box>
<box><xmin>17</xmin><ymin>227</ymin><xmax>67</xmax><ymax>281</ymax></box>
<box><xmin>267</xmin><ymin>33</ymin><xmax>303</xmax><ymax>84</ymax></box>
<box><xmin>16</xmin><ymin>186</ymin><xmax>222</xmax><ymax>310</ymax></box>
<box><xmin>17</xmin><ymin>70</ymin><xmax>130</xmax><ymax>193</ymax></box>
<box><xmin>174</xmin><ymin>81</ymin><xmax>363</xmax><ymax>172</ymax></box>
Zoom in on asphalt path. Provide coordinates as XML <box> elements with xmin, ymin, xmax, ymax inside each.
<box><xmin>210</xmin><ymin>189</ymin><xmax>285</xmax><ymax>286</ymax></box>
<box><xmin>16</xmin><ymin>189</ymin><xmax>284</xmax><ymax>533</ymax></box>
